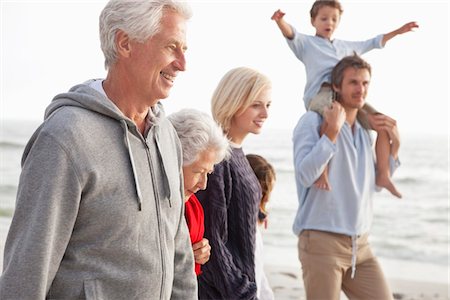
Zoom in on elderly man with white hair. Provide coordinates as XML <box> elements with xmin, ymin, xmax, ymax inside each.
<box><xmin>0</xmin><ymin>1</ymin><xmax>196</xmax><ymax>299</ymax></box>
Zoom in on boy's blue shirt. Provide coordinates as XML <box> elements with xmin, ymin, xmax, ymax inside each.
<box><xmin>286</xmin><ymin>26</ymin><xmax>384</xmax><ymax>109</ymax></box>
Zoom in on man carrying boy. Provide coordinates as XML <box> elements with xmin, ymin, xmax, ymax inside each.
<box><xmin>292</xmin><ymin>54</ymin><xmax>400</xmax><ymax>299</ymax></box>
<box><xmin>272</xmin><ymin>0</ymin><xmax>417</xmax><ymax>197</ymax></box>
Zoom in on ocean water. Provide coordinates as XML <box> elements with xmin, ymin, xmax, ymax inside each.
<box><xmin>0</xmin><ymin>120</ymin><xmax>448</xmax><ymax>277</ymax></box>
<box><xmin>244</xmin><ymin>128</ymin><xmax>449</xmax><ymax>271</ymax></box>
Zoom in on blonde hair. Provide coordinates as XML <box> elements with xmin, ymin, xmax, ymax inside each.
<box><xmin>211</xmin><ymin>67</ymin><xmax>271</xmax><ymax>133</ymax></box>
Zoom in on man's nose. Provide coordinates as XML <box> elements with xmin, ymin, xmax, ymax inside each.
<box><xmin>174</xmin><ymin>51</ymin><xmax>186</xmax><ymax>71</ymax></box>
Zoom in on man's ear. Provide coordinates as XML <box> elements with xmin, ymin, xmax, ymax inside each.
<box><xmin>332</xmin><ymin>84</ymin><xmax>340</xmax><ymax>93</ymax></box>
<box><xmin>332</xmin><ymin>85</ymin><xmax>340</xmax><ymax>101</ymax></box>
<box><xmin>116</xmin><ymin>30</ymin><xmax>131</xmax><ymax>58</ymax></box>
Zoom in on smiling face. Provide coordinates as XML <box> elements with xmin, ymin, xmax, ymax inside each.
<box><xmin>334</xmin><ymin>67</ymin><xmax>371</xmax><ymax>110</ymax></box>
<box><xmin>127</xmin><ymin>9</ymin><xmax>187</xmax><ymax>105</ymax></box>
<box><xmin>182</xmin><ymin>149</ymin><xmax>217</xmax><ymax>201</ymax></box>
<box><xmin>312</xmin><ymin>5</ymin><xmax>340</xmax><ymax>40</ymax></box>
<box><xmin>228</xmin><ymin>87</ymin><xmax>272</xmax><ymax>145</ymax></box>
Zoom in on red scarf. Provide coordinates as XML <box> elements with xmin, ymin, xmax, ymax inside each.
<box><xmin>185</xmin><ymin>194</ymin><xmax>205</xmax><ymax>275</ymax></box>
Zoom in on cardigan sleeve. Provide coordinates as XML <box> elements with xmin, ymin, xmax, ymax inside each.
<box><xmin>196</xmin><ymin>162</ymin><xmax>257</xmax><ymax>300</ymax></box>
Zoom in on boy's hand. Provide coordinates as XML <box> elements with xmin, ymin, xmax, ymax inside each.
<box><xmin>271</xmin><ymin>9</ymin><xmax>285</xmax><ymax>22</ymax></box>
<box><xmin>396</xmin><ymin>21</ymin><xmax>419</xmax><ymax>35</ymax></box>
<box><xmin>382</xmin><ymin>21</ymin><xmax>418</xmax><ymax>46</ymax></box>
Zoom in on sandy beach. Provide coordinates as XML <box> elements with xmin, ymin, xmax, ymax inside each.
<box><xmin>1</xmin><ymin>217</ymin><xmax>448</xmax><ymax>299</ymax></box>
<box><xmin>266</xmin><ymin>264</ymin><xmax>449</xmax><ymax>300</ymax></box>
<box><xmin>263</xmin><ymin>242</ymin><xmax>449</xmax><ymax>300</ymax></box>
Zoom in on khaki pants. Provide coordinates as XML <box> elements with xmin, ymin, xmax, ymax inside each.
<box><xmin>308</xmin><ymin>86</ymin><xmax>378</xmax><ymax>130</ymax></box>
<box><xmin>298</xmin><ymin>230</ymin><xmax>393</xmax><ymax>300</ymax></box>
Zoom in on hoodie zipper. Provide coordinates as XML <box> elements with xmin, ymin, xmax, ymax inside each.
<box><xmin>144</xmin><ymin>138</ymin><xmax>166</xmax><ymax>299</ymax></box>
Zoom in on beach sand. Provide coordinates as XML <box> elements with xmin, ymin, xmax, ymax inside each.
<box><xmin>266</xmin><ymin>265</ymin><xmax>449</xmax><ymax>300</ymax></box>
<box><xmin>264</xmin><ymin>242</ymin><xmax>449</xmax><ymax>300</ymax></box>
<box><xmin>0</xmin><ymin>218</ymin><xmax>448</xmax><ymax>299</ymax></box>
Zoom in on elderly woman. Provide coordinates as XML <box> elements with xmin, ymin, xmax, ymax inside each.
<box><xmin>168</xmin><ymin>108</ymin><xmax>230</xmax><ymax>276</ymax></box>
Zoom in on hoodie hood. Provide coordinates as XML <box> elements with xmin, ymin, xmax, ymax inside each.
<box><xmin>39</xmin><ymin>82</ymin><xmax>167</xmax><ymax>211</ymax></box>
<box><xmin>45</xmin><ymin>82</ymin><xmax>164</xmax><ymax>129</ymax></box>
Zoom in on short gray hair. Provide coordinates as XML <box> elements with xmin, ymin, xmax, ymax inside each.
<box><xmin>168</xmin><ymin>109</ymin><xmax>231</xmax><ymax>166</ymax></box>
<box><xmin>99</xmin><ymin>0</ymin><xmax>192</xmax><ymax>69</ymax></box>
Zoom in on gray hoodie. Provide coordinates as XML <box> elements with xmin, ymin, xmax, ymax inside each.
<box><xmin>0</xmin><ymin>83</ymin><xmax>197</xmax><ymax>299</ymax></box>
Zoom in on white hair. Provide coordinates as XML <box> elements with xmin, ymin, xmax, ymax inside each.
<box><xmin>168</xmin><ymin>109</ymin><xmax>231</xmax><ymax>166</ymax></box>
<box><xmin>99</xmin><ymin>0</ymin><xmax>192</xmax><ymax>69</ymax></box>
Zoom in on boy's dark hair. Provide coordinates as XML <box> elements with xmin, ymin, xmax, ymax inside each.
<box><xmin>310</xmin><ymin>0</ymin><xmax>343</xmax><ymax>19</ymax></box>
<box><xmin>331</xmin><ymin>54</ymin><xmax>372</xmax><ymax>98</ymax></box>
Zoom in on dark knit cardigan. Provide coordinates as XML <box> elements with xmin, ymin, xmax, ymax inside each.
<box><xmin>196</xmin><ymin>147</ymin><xmax>262</xmax><ymax>300</ymax></box>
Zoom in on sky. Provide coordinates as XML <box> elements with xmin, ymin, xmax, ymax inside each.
<box><xmin>1</xmin><ymin>1</ymin><xmax>449</xmax><ymax>136</ymax></box>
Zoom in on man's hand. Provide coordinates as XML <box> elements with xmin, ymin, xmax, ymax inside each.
<box><xmin>367</xmin><ymin>113</ymin><xmax>396</xmax><ymax>133</ymax></box>
<box><xmin>323</xmin><ymin>101</ymin><xmax>346</xmax><ymax>143</ymax></box>
<box><xmin>367</xmin><ymin>113</ymin><xmax>400</xmax><ymax>158</ymax></box>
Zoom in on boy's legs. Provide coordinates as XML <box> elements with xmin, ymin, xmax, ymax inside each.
<box><xmin>375</xmin><ymin>131</ymin><xmax>402</xmax><ymax>198</ymax></box>
<box><xmin>308</xmin><ymin>86</ymin><xmax>333</xmax><ymax>115</ymax></box>
<box><xmin>342</xmin><ymin>235</ymin><xmax>393</xmax><ymax>300</ymax></box>
<box><xmin>359</xmin><ymin>103</ymin><xmax>402</xmax><ymax>198</ymax></box>
<box><xmin>308</xmin><ymin>86</ymin><xmax>333</xmax><ymax>191</ymax></box>
<box><xmin>298</xmin><ymin>230</ymin><xmax>350</xmax><ymax>300</ymax></box>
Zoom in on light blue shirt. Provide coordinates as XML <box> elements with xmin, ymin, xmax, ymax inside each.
<box><xmin>286</xmin><ymin>27</ymin><xmax>384</xmax><ymax>109</ymax></box>
<box><xmin>292</xmin><ymin>112</ymin><xmax>399</xmax><ymax>236</ymax></box>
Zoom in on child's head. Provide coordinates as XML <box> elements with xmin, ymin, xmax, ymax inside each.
<box><xmin>310</xmin><ymin>0</ymin><xmax>343</xmax><ymax>40</ymax></box>
<box><xmin>211</xmin><ymin>67</ymin><xmax>272</xmax><ymax>133</ymax></box>
<box><xmin>246</xmin><ymin>154</ymin><xmax>276</xmax><ymax>224</ymax></box>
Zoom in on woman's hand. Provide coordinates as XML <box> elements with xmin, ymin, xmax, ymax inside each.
<box><xmin>192</xmin><ymin>238</ymin><xmax>211</xmax><ymax>265</ymax></box>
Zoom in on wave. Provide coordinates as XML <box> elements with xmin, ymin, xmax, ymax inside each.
<box><xmin>0</xmin><ymin>184</ymin><xmax>17</xmax><ymax>194</ymax></box>
<box><xmin>0</xmin><ymin>208</ymin><xmax>13</xmax><ymax>218</ymax></box>
<box><xmin>395</xmin><ymin>177</ymin><xmax>420</xmax><ymax>184</ymax></box>
<box><xmin>0</xmin><ymin>141</ymin><xmax>26</xmax><ymax>149</ymax></box>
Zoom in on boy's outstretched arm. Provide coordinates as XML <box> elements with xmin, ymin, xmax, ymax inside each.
<box><xmin>271</xmin><ymin>9</ymin><xmax>294</xmax><ymax>40</ymax></box>
<box><xmin>382</xmin><ymin>21</ymin><xmax>419</xmax><ymax>46</ymax></box>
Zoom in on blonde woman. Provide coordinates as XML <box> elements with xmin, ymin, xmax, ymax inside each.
<box><xmin>196</xmin><ymin>67</ymin><xmax>272</xmax><ymax>300</ymax></box>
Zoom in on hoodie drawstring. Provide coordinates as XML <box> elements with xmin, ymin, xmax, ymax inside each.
<box><xmin>121</xmin><ymin>120</ymin><xmax>143</xmax><ymax>211</ymax></box>
<box><xmin>154</xmin><ymin>129</ymin><xmax>172</xmax><ymax>208</ymax></box>
<box><xmin>351</xmin><ymin>235</ymin><xmax>358</xmax><ymax>279</ymax></box>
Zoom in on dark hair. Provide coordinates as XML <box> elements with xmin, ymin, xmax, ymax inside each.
<box><xmin>310</xmin><ymin>0</ymin><xmax>343</xmax><ymax>19</ymax></box>
<box><xmin>246</xmin><ymin>154</ymin><xmax>276</xmax><ymax>224</ymax></box>
<box><xmin>331</xmin><ymin>53</ymin><xmax>372</xmax><ymax>100</ymax></box>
